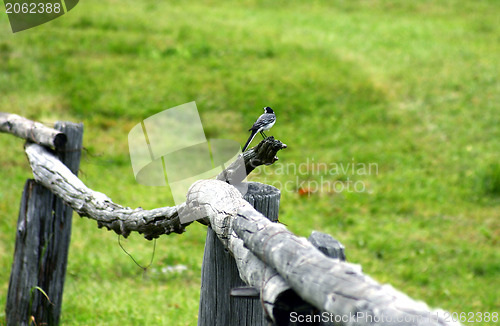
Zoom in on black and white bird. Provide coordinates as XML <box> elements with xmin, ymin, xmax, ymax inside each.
<box><xmin>242</xmin><ymin>107</ymin><xmax>276</xmax><ymax>152</ymax></box>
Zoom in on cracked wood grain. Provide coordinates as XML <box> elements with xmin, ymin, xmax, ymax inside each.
<box><xmin>0</xmin><ymin>112</ymin><xmax>67</xmax><ymax>149</ymax></box>
<box><xmin>233</xmin><ymin>202</ymin><xmax>462</xmax><ymax>326</ymax></box>
<box><xmin>13</xmin><ymin>115</ymin><xmax>460</xmax><ymax>325</ymax></box>
<box><xmin>23</xmin><ymin>135</ymin><xmax>287</xmax><ymax>240</ymax></box>
<box><xmin>190</xmin><ymin>180</ymin><xmax>298</xmax><ymax>324</ymax></box>
<box><xmin>217</xmin><ymin>136</ymin><xmax>287</xmax><ymax>185</ymax></box>
<box><xmin>25</xmin><ymin>143</ymin><xmax>187</xmax><ymax>239</ymax></box>
<box><xmin>188</xmin><ymin>180</ymin><xmax>461</xmax><ymax>326</ymax></box>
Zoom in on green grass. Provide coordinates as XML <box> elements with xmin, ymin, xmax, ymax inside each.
<box><xmin>1</xmin><ymin>0</ymin><xmax>499</xmax><ymax>324</ymax></box>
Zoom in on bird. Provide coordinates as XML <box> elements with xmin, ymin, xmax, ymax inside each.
<box><xmin>242</xmin><ymin>107</ymin><xmax>276</xmax><ymax>152</ymax></box>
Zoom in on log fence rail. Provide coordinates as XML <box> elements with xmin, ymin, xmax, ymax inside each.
<box><xmin>0</xmin><ymin>113</ymin><xmax>461</xmax><ymax>326</ymax></box>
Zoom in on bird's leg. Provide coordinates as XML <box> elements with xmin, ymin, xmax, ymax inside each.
<box><xmin>260</xmin><ymin>131</ymin><xmax>267</xmax><ymax>138</ymax></box>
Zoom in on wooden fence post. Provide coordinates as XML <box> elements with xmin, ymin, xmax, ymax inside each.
<box><xmin>198</xmin><ymin>182</ymin><xmax>280</xmax><ymax>326</ymax></box>
<box><xmin>308</xmin><ymin>231</ymin><xmax>346</xmax><ymax>261</ymax></box>
<box><xmin>6</xmin><ymin>122</ymin><xmax>83</xmax><ymax>326</ymax></box>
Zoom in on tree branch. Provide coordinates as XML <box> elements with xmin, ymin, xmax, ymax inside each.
<box><xmin>0</xmin><ymin>113</ymin><xmax>67</xmax><ymax>149</ymax></box>
<box><xmin>25</xmin><ymin>143</ymin><xmax>188</xmax><ymax>239</ymax></box>
<box><xmin>217</xmin><ymin>136</ymin><xmax>287</xmax><ymax>184</ymax></box>
<box><xmin>23</xmin><ymin>136</ymin><xmax>287</xmax><ymax>239</ymax></box>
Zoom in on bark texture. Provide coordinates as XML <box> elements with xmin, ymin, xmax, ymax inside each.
<box><xmin>0</xmin><ymin>112</ymin><xmax>67</xmax><ymax>149</ymax></box>
<box><xmin>25</xmin><ymin>143</ymin><xmax>187</xmax><ymax>239</ymax></box>
<box><xmin>187</xmin><ymin>180</ymin><xmax>461</xmax><ymax>326</ymax></box>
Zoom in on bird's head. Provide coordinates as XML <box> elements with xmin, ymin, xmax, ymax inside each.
<box><xmin>264</xmin><ymin>107</ymin><xmax>274</xmax><ymax>114</ymax></box>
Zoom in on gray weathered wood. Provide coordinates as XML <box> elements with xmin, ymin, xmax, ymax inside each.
<box><xmin>192</xmin><ymin>181</ymin><xmax>339</xmax><ymax>325</ymax></box>
<box><xmin>230</xmin><ymin>287</ymin><xmax>260</xmax><ymax>297</ymax></box>
<box><xmin>6</xmin><ymin>122</ymin><xmax>83</xmax><ymax>326</ymax></box>
<box><xmin>308</xmin><ymin>231</ymin><xmax>346</xmax><ymax>261</ymax></box>
<box><xmin>199</xmin><ymin>226</ymin><xmax>271</xmax><ymax>326</ymax></box>
<box><xmin>23</xmin><ymin>136</ymin><xmax>287</xmax><ymax>240</ymax></box>
<box><xmin>234</xmin><ymin>203</ymin><xmax>461</xmax><ymax>326</ymax></box>
<box><xmin>189</xmin><ymin>180</ymin><xmax>312</xmax><ymax>324</ymax></box>
<box><xmin>24</xmin><ymin>142</ymin><xmax>187</xmax><ymax>239</ymax></box>
<box><xmin>217</xmin><ymin>137</ymin><xmax>287</xmax><ymax>185</ymax></box>
<box><xmin>2</xmin><ymin>113</ymin><xmax>461</xmax><ymax>325</ymax></box>
<box><xmin>308</xmin><ymin>231</ymin><xmax>346</xmax><ymax>326</ymax></box>
<box><xmin>198</xmin><ymin>182</ymin><xmax>280</xmax><ymax>326</ymax></box>
<box><xmin>186</xmin><ymin>180</ymin><xmax>461</xmax><ymax>326</ymax></box>
<box><xmin>0</xmin><ymin>112</ymin><xmax>67</xmax><ymax>149</ymax></box>
<box><xmin>6</xmin><ymin>180</ymin><xmax>53</xmax><ymax>326</ymax></box>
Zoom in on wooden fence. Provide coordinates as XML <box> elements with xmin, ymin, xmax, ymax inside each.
<box><xmin>1</xmin><ymin>113</ymin><xmax>461</xmax><ymax>326</ymax></box>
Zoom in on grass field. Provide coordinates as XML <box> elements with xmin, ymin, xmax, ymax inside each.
<box><xmin>1</xmin><ymin>0</ymin><xmax>499</xmax><ymax>325</ymax></box>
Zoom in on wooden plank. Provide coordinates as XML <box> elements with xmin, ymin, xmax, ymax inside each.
<box><xmin>6</xmin><ymin>122</ymin><xmax>82</xmax><ymax>325</ymax></box>
<box><xmin>198</xmin><ymin>182</ymin><xmax>280</xmax><ymax>326</ymax></box>
<box><xmin>6</xmin><ymin>180</ymin><xmax>53</xmax><ymax>326</ymax></box>
<box><xmin>34</xmin><ymin>122</ymin><xmax>83</xmax><ymax>325</ymax></box>
<box><xmin>198</xmin><ymin>225</ymin><xmax>269</xmax><ymax>326</ymax></box>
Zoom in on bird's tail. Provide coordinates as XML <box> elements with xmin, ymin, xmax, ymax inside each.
<box><xmin>242</xmin><ymin>130</ymin><xmax>258</xmax><ymax>152</ymax></box>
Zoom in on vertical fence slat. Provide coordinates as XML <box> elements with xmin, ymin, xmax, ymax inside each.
<box><xmin>198</xmin><ymin>182</ymin><xmax>280</xmax><ymax>326</ymax></box>
<box><xmin>6</xmin><ymin>122</ymin><xmax>83</xmax><ymax>326</ymax></box>
<box><xmin>6</xmin><ymin>180</ymin><xmax>53</xmax><ymax>326</ymax></box>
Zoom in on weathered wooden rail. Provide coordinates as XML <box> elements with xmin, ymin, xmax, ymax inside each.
<box><xmin>1</xmin><ymin>113</ymin><xmax>461</xmax><ymax>326</ymax></box>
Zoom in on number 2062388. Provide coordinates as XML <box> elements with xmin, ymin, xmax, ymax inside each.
<box><xmin>5</xmin><ymin>2</ymin><xmax>62</xmax><ymax>14</ymax></box>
